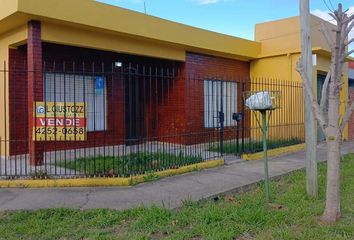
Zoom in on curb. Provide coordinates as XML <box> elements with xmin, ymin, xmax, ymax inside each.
<box><xmin>241</xmin><ymin>143</ymin><xmax>305</xmax><ymax>161</ymax></box>
<box><xmin>0</xmin><ymin>159</ymin><xmax>224</xmax><ymax>188</ymax></box>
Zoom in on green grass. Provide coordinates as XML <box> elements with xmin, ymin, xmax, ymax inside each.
<box><xmin>1</xmin><ymin>154</ymin><xmax>354</xmax><ymax>240</ymax></box>
<box><xmin>209</xmin><ymin>138</ymin><xmax>303</xmax><ymax>154</ymax></box>
<box><xmin>57</xmin><ymin>152</ymin><xmax>203</xmax><ymax>177</ymax></box>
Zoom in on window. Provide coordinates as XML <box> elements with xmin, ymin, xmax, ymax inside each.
<box><xmin>44</xmin><ymin>73</ymin><xmax>107</xmax><ymax>132</ymax></box>
<box><xmin>204</xmin><ymin>80</ymin><xmax>237</xmax><ymax>128</ymax></box>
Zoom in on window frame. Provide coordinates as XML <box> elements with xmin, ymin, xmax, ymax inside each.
<box><xmin>203</xmin><ymin>80</ymin><xmax>238</xmax><ymax>129</ymax></box>
<box><xmin>43</xmin><ymin>73</ymin><xmax>108</xmax><ymax>133</ymax></box>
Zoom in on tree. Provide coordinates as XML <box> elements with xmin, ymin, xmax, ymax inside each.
<box><xmin>297</xmin><ymin>3</ymin><xmax>354</xmax><ymax>223</ymax></box>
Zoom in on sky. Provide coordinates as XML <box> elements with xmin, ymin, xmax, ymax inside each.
<box><xmin>96</xmin><ymin>0</ymin><xmax>354</xmax><ymax>41</ymax></box>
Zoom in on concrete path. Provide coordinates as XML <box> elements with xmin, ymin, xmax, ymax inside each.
<box><xmin>0</xmin><ymin>141</ymin><xmax>353</xmax><ymax>211</ymax></box>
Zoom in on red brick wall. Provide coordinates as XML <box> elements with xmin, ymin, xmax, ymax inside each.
<box><xmin>9</xmin><ymin>47</ymin><xmax>28</xmax><ymax>155</ymax></box>
<box><xmin>9</xmin><ymin>42</ymin><xmax>184</xmax><ymax>154</ymax></box>
<box><xmin>27</xmin><ymin>20</ymin><xmax>45</xmax><ymax>165</ymax></box>
<box><xmin>41</xmin><ymin>43</ymin><xmax>126</xmax><ymax>152</ymax></box>
<box><xmin>182</xmin><ymin>52</ymin><xmax>250</xmax><ymax>144</ymax></box>
<box><xmin>349</xmin><ymin>86</ymin><xmax>354</xmax><ymax>140</ymax></box>
<box><xmin>41</xmin><ymin>43</ymin><xmax>183</xmax><ymax>145</ymax></box>
<box><xmin>9</xmin><ymin>40</ymin><xmax>251</xmax><ymax>154</ymax></box>
<box><xmin>154</xmin><ymin>66</ymin><xmax>187</xmax><ymax>142</ymax></box>
<box><xmin>154</xmin><ymin>52</ymin><xmax>251</xmax><ymax>145</ymax></box>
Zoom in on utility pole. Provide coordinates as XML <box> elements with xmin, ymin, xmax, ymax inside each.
<box><xmin>300</xmin><ymin>0</ymin><xmax>318</xmax><ymax>197</ymax></box>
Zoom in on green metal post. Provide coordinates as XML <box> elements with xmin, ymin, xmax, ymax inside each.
<box><xmin>261</xmin><ymin>110</ymin><xmax>270</xmax><ymax>203</ymax></box>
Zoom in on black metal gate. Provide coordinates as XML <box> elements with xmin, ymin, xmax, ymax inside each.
<box><xmin>124</xmin><ymin>68</ymin><xmax>146</xmax><ymax>145</ymax></box>
<box><xmin>0</xmin><ymin>62</ymin><xmax>305</xmax><ymax>178</ymax></box>
<box><xmin>203</xmin><ymin>79</ymin><xmax>244</xmax><ymax>157</ymax></box>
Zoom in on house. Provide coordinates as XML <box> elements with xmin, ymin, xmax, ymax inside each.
<box><xmin>251</xmin><ymin>16</ymin><xmax>349</xmax><ymax>142</ymax></box>
<box><xmin>349</xmin><ymin>62</ymin><xmax>354</xmax><ymax>140</ymax></box>
<box><xmin>0</xmin><ymin>0</ymin><xmax>349</xmax><ymax>171</ymax></box>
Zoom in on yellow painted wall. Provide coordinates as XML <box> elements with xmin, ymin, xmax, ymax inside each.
<box><xmin>41</xmin><ymin>22</ymin><xmax>186</xmax><ymax>61</ymax></box>
<box><xmin>342</xmin><ymin>66</ymin><xmax>349</xmax><ymax>140</ymax></box>
<box><xmin>311</xmin><ymin>17</ymin><xmax>333</xmax><ymax>53</ymax></box>
<box><xmin>250</xmin><ymin>15</ymin><xmax>342</xmax><ymax>142</ymax></box>
<box><xmin>250</xmin><ymin>53</ymin><xmax>304</xmax><ymax>141</ymax></box>
<box><xmin>250</xmin><ymin>56</ymin><xmax>348</xmax><ymax>141</ymax></box>
<box><xmin>12</xmin><ymin>0</ymin><xmax>260</xmax><ymax>61</ymax></box>
<box><xmin>255</xmin><ymin>17</ymin><xmax>301</xmax><ymax>57</ymax></box>
<box><xmin>250</xmin><ymin>54</ymin><xmax>349</xmax><ymax>141</ymax></box>
<box><xmin>0</xmin><ymin>25</ymin><xmax>27</xmax><ymax>156</ymax></box>
<box><xmin>0</xmin><ymin>0</ymin><xmax>17</xmax><ymax>21</ymax></box>
<box><xmin>255</xmin><ymin>15</ymin><xmax>334</xmax><ymax>58</ymax></box>
<box><xmin>251</xmin><ymin>54</ymin><xmax>302</xmax><ymax>81</ymax></box>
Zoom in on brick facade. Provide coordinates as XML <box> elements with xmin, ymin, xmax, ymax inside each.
<box><xmin>182</xmin><ymin>52</ymin><xmax>250</xmax><ymax>144</ymax></box>
<box><xmin>9</xmin><ymin>42</ymin><xmax>185</xmax><ymax>155</ymax></box>
<box><xmin>9</xmin><ymin>32</ymin><xmax>251</xmax><ymax>156</ymax></box>
<box><xmin>9</xmin><ymin>46</ymin><xmax>27</xmax><ymax>156</ymax></box>
<box><xmin>40</xmin><ymin>44</ymin><xmax>126</xmax><ymax>152</ymax></box>
<box><xmin>27</xmin><ymin>20</ymin><xmax>44</xmax><ymax>165</ymax></box>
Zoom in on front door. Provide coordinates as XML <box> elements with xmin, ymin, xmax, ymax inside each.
<box><xmin>125</xmin><ymin>72</ymin><xmax>146</xmax><ymax>145</ymax></box>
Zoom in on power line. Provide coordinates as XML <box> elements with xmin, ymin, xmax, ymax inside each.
<box><xmin>328</xmin><ymin>0</ymin><xmax>336</xmax><ymax>12</ymax></box>
<box><xmin>323</xmin><ymin>0</ymin><xmax>335</xmax><ymax>12</ymax></box>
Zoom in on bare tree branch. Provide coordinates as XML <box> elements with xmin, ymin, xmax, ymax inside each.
<box><xmin>345</xmin><ymin>38</ymin><xmax>354</xmax><ymax>46</ymax></box>
<box><xmin>319</xmin><ymin>22</ymin><xmax>335</xmax><ymax>50</ymax></box>
<box><xmin>343</xmin><ymin>13</ymin><xmax>354</xmax><ymax>25</ymax></box>
<box><xmin>344</xmin><ymin>19</ymin><xmax>354</xmax><ymax>37</ymax></box>
<box><xmin>329</xmin><ymin>12</ymin><xmax>338</xmax><ymax>22</ymax></box>
<box><xmin>296</xmin><ymin>60</ymin><xmax>328</xmax><ymax>132</ymax></box>
<box><xmin>320</xmin><ymin>70</ymin><xmax>331</xmax><ymax>112</ymax></box>
<box><xmin>340</xmin><ymin>25</ymin><xmax>350</xmax><ymax>61</ymax></box>
<box><xmin>341</xmin><ymin>21</ymin><xmax>349</xmax><ymax>44</ymax></box>
<box><xmin>339</xmin><ymin>101</ymin><xmax>354</xmax><ymax>134</ymax></box>
<box><xmin>344</xmin><ymin>49</ymin><xmax>354</xmax><ymax>58</ymax></box>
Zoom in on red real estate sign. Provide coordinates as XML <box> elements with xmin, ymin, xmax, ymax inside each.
<box><xmin>33</xmin><ymin>102</ymin><xmax>87</xmax><ymax>141</ymax></box>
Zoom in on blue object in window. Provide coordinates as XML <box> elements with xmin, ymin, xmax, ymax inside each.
<box><xmin>95</xmin><ymin>76</ymin><xmax>105</xmax><ymax>95</ymax></box>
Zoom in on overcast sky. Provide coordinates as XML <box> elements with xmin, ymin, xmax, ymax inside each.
<box><xmin>96</xmin><ymin>0</ymin><xmax>353</xmax><ymax>41</ymax></box>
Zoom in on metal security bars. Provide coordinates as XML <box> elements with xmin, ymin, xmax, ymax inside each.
<box><xmin>0</xmin><ymin>62</ymin><xmax>305</xmax><ymax>178</ymax></box>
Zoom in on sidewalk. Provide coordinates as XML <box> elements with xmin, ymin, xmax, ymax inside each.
<box><xmin>0</xmin><ymin>141</ymin><xmax>353</xmax><ymax>211</ymax></box>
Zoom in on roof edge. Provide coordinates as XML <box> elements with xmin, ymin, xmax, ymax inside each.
<box><xmin>0</xmin><ymin>0</ymin><xmax>18</xmax><ymax>21</ymax></box>
<box><xmin>12</xmin><ymin>0</ymin><xmax>260</xmax><ymax>60</ymax></box>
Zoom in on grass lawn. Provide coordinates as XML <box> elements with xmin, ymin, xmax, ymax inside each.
<box><xmin>1</xmin><ymin>154</ymin><xmax>354</xmax><ymax>240</ymax></box>
<box><xmin>209</xmin><ymin>138</ymin><xmax>303</xmax><ymax>154</ymax></box>
<box><xmin>57</xmin><ymin>152</ymin><xmax>203</xmax><ymax>177</ymax></box>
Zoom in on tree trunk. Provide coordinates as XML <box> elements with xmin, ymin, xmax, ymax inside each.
<box><xmin>322</xmin><ymin>138</ymin><xmax>341</xmax><ymax>222</ymax></box>
<box><xmin>297</xmin><ymin>2</ymin><xmax>353</xmax><ymax>224</ymax></box>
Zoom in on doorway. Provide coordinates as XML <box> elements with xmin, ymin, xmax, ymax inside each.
<box><xmin>124</xmin><ymin>71</ymin><xmax>146</xmax><ymax>145</ymax></box>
